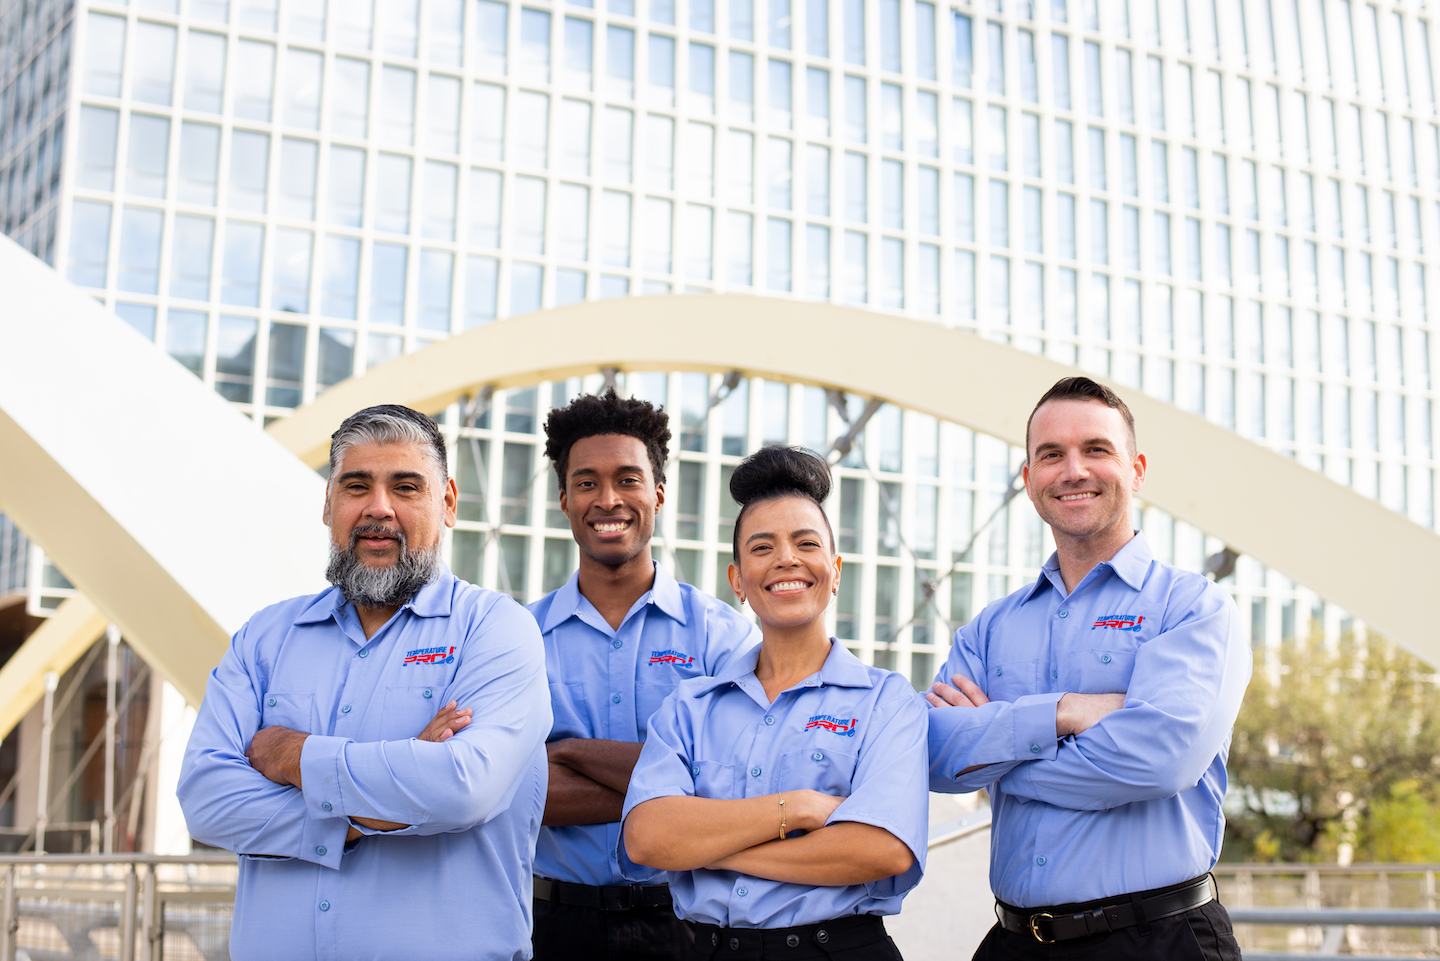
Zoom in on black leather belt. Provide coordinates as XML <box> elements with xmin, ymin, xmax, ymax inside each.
<box><xmin>533</xmin><ymin>875</ymin><xmax>672</xmax><ymax>911</ymax></box>
<box><xmin>689</xmin><ymin>914</ymin><xmax>886</xmax><ymax>959</ymax></box>
<box><xmin>996</xmin><ymin>874</ymin><xmax>1217</xmax><ymax>943</ymax></box>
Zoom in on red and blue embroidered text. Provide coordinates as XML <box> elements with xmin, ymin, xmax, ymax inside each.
<box><xmin>1092</xmin><ymin>614</ymin><xmax>1144</xmax><ymax>632</ymax></box>
<box><xmin>648</xmin><ymin>650</ymin><xmax>695</xmax><ymax>666</ymax></box>
<box><xmin>403</xmin><ymin>645</ymin><xmax>455</xmax><ymax>665</ymax></box>
<box><xmin>804</xmin><ymin>714</ymin><xmax>859</xmax><ymax>737</ymax></box>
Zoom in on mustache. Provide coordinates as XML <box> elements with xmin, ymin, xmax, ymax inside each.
<box><xmin>350</xmin><ymin>524</ymin><xmax>404</xmax><ymax>546</ymax></box>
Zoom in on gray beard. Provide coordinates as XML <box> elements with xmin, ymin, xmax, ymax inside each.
<box><xmin>326</xmin><ymin>525</ymin><xmax>440</xmax><ymax>610</ymax></box>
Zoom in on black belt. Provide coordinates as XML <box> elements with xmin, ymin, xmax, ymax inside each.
<box><xmin>533</xmin><ymin>875</ymin><xmax>673</xmax><ymax>911</ymax></box>
<box><xmin>996</xmin><ymin>874</ymin><xmax>1217</xmax><ymax>943</ymax></box>
<box><xmin>689</xmin><ymin>915</ymin><xmax>887</xmax><ymax>959</ymax></box>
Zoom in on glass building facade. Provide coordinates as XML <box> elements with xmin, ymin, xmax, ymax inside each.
<box><xmin>1</xmin><ymin>0</ymin><xmax>1437</xmax><ymax>681</ymax></box>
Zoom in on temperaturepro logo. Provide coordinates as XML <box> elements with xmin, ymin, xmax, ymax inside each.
<box><xmin>1092</xmin><ymin>614</ymin><xmax>1145</xmax><ymax>632</ymax></box>
<box><xmin>647</xmin><ymin>650</ymin><xmax>695</xmax><ymax>666</ymax></box>
<box><xmin>403</xmin><ymin>645</ymin><xmax>455</xmax><ymax>665</ymax></box>
<box><xmin>804</xmin><ymin>714</ymin><xmax>859</xmax><ymax>737</ymax></box>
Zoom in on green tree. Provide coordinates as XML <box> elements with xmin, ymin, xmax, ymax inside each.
<box><xmin>1224</xmin><ymin>632</ymin><xmax>1440</xmax><ymax>862</ymax></box>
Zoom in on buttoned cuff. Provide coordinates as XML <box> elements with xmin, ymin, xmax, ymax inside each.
<box><xmin>1011</xmin><ymin>692</ymin><xmax>1064</xmax><ymax>762</ymax></box>
<box><xmin>299</xmin><ymin>734</ymin><xmax>351</xmax><ymax>822</ymax></box>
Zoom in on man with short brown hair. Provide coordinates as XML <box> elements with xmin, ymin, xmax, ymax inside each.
<box><xmin>927</xmin><ymin>376</ymin><xmax>1251</xmax><ymax>960</ymax></box>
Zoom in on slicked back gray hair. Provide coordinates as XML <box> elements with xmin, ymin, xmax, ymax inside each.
<box><xmin>328</xmin><ymin>405</ymin><xmax>448</xmax><ymax>482</ymax></box>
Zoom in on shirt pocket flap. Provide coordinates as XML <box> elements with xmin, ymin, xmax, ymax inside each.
<box><xmin>780</xmin><ymin>748</ymin><xmax>860</xmax><ymax>797</ymax></box>
<box><xmin>692</xmin><ymin>760</ymin><xmax>739</xmax><ymax>799</ymax></box>
<box><xmin>1068</xmin><ymin>648</ymin><xmax>1137</xmax><ymax>694</ymax></box>
<box><xmin>380</xmin><ymin>684</ymin><xmax>443</xmax><ymax>741</ymax></box>
<box><xmin>985</xmin><ymin>658</ymin><xmax>1038</xmax><ymax>701</ymax></box>
<box><xmin>260</xmin><ymin>692</ymin><xmax>314</xmax><ymax>732</ymax></box>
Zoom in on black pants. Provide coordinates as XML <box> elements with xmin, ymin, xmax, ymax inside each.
<box><xmin>688</xmin><ymin>915</ymin><xmax>903</xmax><ymax>961</ymax></box>
<box><xmin>972</xmin><ymin>901</ymin><xmax>1241</xmax><ymax>961</ymax></box>
<box><xmin>532</xmin><ymin>897</ymin><xmax>693</xmax><ymax>961</ymax></box>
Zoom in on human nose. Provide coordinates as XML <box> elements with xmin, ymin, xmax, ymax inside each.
<box><xmin>772</xmin><ymin>541</ymin><xmax>801</xmax><ymax>566</ymax></box>
<box><xmin>362</xmin><ymin>488</ymin><xmax>396</xmax><ymax>520</ymax></box>
<box><xmin>1059</xmin><ymin>450</ymin><xmax>1089</xmax><ymax>480</ymax></box>
<box><xmin>600</xmin><ymin>482</ymin><xmax>626</xmax><ymax>508</ymax></box>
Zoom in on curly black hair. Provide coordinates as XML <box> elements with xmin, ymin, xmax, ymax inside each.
<box><xmin>543</xmin><ymin>388</ymin><xmax>671</xmax><ymax>492</ymax></box>
<box><xmin>728</xmin><ymin>445</ymin><xmax>836</xmax><ymax>556</ymax></box>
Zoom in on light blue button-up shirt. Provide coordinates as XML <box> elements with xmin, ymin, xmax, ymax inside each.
<box><xmin>621</xmin><ymin>639</ymin><xmax>929</xmax><ymax>928</ymax></box>
<box><xmin>178</xmin><ymin>567</ymin><xmax>552</xmax><ymax>961</ymax></box>
<box><xmin>527</xmin><ymin>561</ymin><xmax>758</xmax><ymax>886</ymax></box>
<box><xmin>927</xmin><ymin>532</ymin><xmax>1251</xmax><ymax>908</ymax></box>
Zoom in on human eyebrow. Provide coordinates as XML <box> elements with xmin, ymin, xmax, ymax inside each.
<box><xmin>744</xmin><ymin>531</ymin><xmax>777</xmax><ymax>546</ymax></box>
<box><xmin>389</xmin><ymin>471</ymin><xmax>429</xmax><ymax>486</ymax></box>
<box><xmin>337</xmin><ymin>470</ymin><xmax>374</xmax><ymax>483</ymax></box>
<box><xmin>789</xmin><ymin>529</ymin><xmax>824</xmax><ymax>540</ymax></box>
<box><xmin>1031</xmin><ymin>442</ymin><xmax>1062</xmax><ymax>457</ymax></box>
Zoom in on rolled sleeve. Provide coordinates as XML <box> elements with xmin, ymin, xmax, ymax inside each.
<box><xmin>826</xmin><ymin>680</ymin><xmax>930</xmax><ymax>900</ymax></box>
<box><xmin>618</xmin><ymin>687</ymin><xmax>694</xmax><ymax>879</ymax></box>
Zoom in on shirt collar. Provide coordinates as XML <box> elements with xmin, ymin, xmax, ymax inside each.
<box><xmin>540</xmin><ymin>559</ymin><xmax>687</xmax><ymax>634</ymax></box>
<box><xmin>693</xmin><ymin>638</ymin><xmax>875</xmax><ymax>696</ymax></box>
<box><xmin>292</xmin><ymin>565</ymin><xmax>456</xmax><ymax>625</ymax></box>
<box><xmin>1020</xmin><ymin>530</ymin><xmax>1154</xmax><ymax>603</ymax></box>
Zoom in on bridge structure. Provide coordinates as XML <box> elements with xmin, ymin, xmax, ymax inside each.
<box><xmin>1</xmin><ymin>233</ymin><xmax>1438</xmax><ymax>849</ymax></box>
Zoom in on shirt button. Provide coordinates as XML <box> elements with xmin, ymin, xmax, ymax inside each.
<box><xmin>692</xmin><ymin>765</ymin><xmax>700</xmax><ymax>776</ymax></box>
<box><xmin>612</xmin><ymin>639</ymin><xmax>623</xmax><ymax>649</ymax></box>
<box><xmin>358</xmin><ymin>649</ymin><xmax>369</xmax><ymax>658</ymax></box>
<box><xmin>1036</xmin><ymin>856</ymin><xmax>1047</xmax><ymax>866</ymax></box>
<box><xmin>341</xmin><ymin>704</ymin><xmax>351</xmax><ymax>714</ymax></box>
<box><xmin>266</xmin><ymin>697</ymin><xmax>276</xmax><ymax>707</ymax></box>
<box><xmin>423</xmin><ymin>689</ymin><xmax>433</xmax><ymax>699</ymax></box>
<box><xmin>1030</xmin><ymin>744</ymin><xmax>1041</xmax><ymax>754</ymax></box>
<box><xmin>316</xmin><ymin>845</ymin><xmax>327</xmax><ymax>856</ymax></box>
<box><xmin>750</xmin><ymin>766</ymin><xmax>762</xmax><ymax>777</ymax></box>
<box><xmin>612</xmin><ymin>693</ymin><xmax>622</xmax><ymax>703</ymax></box>
<box><xmin>1058</xmin><ymin>610</ymin><xmax>1069</xmax><ymax>618</ymax></box>
<box><xmin>764</xmin><ymin>716</ymin><xmax>775</xmax><ymax>726</ymax></box>
<box><xmin>319</xmin><ymin>901</ymin><xmax>330</xmax><ymax>912</ymax></box>
<box><xmin>321</xmin><ymin>802</ymin><xmax>332</xmax><ymax>812</ymax></box>
<box><xmin>995</xmin><ymin>666</ymin><xmax>1003</xmax><ymax>676</ymax></box>
<box><xmin>737</xmin><ymin>886</ymin><xmax>748</xmax><ymax>897</ymax></box>
<box><xmin>1101</xmin><ymin>653</ymin><xmax>1112</xmax><ymax>664</ymax></box>
<box><xmin>1052</xmin><ymin>668</ymin><xmax>1058</xmax><ymax>678</ymax></box>
<box><xmin>812</xmin><ymin>752</ymin><xmax>823</xmax><ymax>762</ymax></box>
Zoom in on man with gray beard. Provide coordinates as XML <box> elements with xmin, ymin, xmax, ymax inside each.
<box><xmin>178</xmin><ymin>405</ymin><xmax>552</xmax><ymax>961</ymax></box>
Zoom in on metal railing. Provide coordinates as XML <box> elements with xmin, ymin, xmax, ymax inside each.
<box><xmin>0</xmin><ymin>854</ymin><xmax>236</xmax><ymax>961</ymax></box>
<box><xmin>1216</xmin><ymin>863</ymin><xmax>1440</xmax><ymax>959</ymax></box>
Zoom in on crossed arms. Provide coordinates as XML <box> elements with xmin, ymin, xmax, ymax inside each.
<box><xmin>177</xmin><ymin>603</ymin><xmax>552</xmax><ymax>866</ymax></box>
<box><xmin>925</xmin><ymin>584</ymin><xmax>1250</xmax><ymax>809</ymax></box>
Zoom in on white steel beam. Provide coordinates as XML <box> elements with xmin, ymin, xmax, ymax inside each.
<box><xmin>269</xmin><ymin>293</ymin><xmax>1440</xmax><ymax>664</ymax></box>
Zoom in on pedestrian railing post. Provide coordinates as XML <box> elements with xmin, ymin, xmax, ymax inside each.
<box><xmin>120</xmin><ymin>863</ymin><xmax>138</xmax><ymax>961</ymax></box>
<box><xmin>0</xmin><ymin>865</ymin><xmax>16</xmax><ymax>961</ymax></box>
<box><xmin>141</xmin><ymin>863</ymin><xmax>161</xmax><ymax>961</ymax></box>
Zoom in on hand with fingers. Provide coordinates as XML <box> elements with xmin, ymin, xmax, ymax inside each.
<box><xmin>416</xmin><ymin>701</ymin><xmax>472</xmax><ymax>743</ymax></box>
<box><xmin>925</xmin><ymin>674</ymin><xmax>991</xmax><ymax>710</ymax></box>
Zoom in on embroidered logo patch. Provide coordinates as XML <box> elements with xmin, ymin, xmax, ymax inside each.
<box><xmin>647</xmin><ymin>650</ymin><xmax>695</xmax><ymax>666</ymax></box>
<box><xmin>1092</xmin><ymin>614</ymin><xmax>1145</xmax><ymax>632</ymax></box>
<box><xmin>805</xmin><ymin>714</ymin><xmax>859</xmax><ymax>737</ymax></box>
<box><xmin>403</xmin><ymin>645</ymin><xmax>455</xmax><ymax>665</ymax></box>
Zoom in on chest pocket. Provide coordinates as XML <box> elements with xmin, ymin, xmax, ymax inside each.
<box><xmin>1068</xmin><ymin>648</ymin><xmax>1137</xmax><ymax>694</ymax></box>
<box><xmin>985</xmin><ymin>658</ymin><xmax>1039</xmax><ymax>702</ymax></box>
<box><xmin>380</xmin><ymin>685</ymin><xmax>444</xmax><ymax>742</ymax></box>
<box><xmin>779</xmin><ymin>748</ymin><xmax>859</xmax><ymax>797</ymax></box>
<box><xmin>692</xmin><ymin>759</ymin><xmax>739</xmax><ymax>799</ymax></box>
<box><xmin>260</xmin><ymin>692</ymin><xmax>314</xmax><ymax>733</ymax></box>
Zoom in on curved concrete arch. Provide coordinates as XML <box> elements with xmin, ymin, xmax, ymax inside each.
<box><xmin>0</xmin><ymin>236</ymin><xmax>329</xmax><ymax>712</ymax></box>
<box><xmin>269</xmin><ymin>293</ymin><xmax>1440</xmax><ymax>664</ymax></box>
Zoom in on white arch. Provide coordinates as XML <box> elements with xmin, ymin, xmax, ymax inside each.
<box><xmin>270</xmin><ymin>293</ymin><xmax>1440</xmax><ymax>664</ymax></box>
<box><xmin>0</xmin><ymin>236</ymin><xmax>328</xmax><ymax>714</ymax></box>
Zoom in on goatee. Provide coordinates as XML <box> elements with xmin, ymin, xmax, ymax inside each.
<box><xmin>326</xmin><ymin>525</ymin><xmax>440</xmax><ymax>609</ymax></box>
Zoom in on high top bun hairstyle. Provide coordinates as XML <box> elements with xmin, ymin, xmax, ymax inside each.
<box><xmin>729</xmin><ymin>446</ymin><xmax>836</xmax><ymax>557</ymax></box>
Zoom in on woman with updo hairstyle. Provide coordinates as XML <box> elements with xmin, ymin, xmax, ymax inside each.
<box><xmin>620</xmin><ymin>446</ymin><xmax>929</xmax><ymax>961</ymax></box>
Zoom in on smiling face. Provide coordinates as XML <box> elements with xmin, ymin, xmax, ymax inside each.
<box><xmin>559</xmin><ymin>434</ymin><xmax>664</xmax><ymax>568</ymax></box>
<box><xmin>1023</xmin><ymin>398</ymin><xmax>1146</xmax><ymax>545</ymax></box>
<box><xmin>727</xmin><ymin>496</ymin><xmax>840</xmax><ymax>633</ymax></box>
<box><xmin>323</xmin><ymin>441</ymin><xmax>458</xmax><ymax>563</ymax></box>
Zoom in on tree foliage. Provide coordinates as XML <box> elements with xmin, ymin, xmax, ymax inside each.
<box><xmin>1224</xmin><ymin>632</ymin><xmax>1440</xmax><ymax>862</ymax></box>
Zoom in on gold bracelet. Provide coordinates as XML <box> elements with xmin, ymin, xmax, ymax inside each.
<box><xmin>778</xmin><ymin>797</ymin><xmax>787</xmax><ymax>840</ymax></box>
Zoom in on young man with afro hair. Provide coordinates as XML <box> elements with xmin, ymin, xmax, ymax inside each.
<box><xmin>526</xmin><ymin>388</ymin><xmax>759</xmax><ymax>961</ymax></box>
